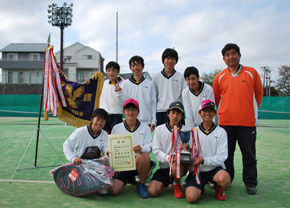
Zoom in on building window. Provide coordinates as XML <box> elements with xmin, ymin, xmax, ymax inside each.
<box><xmin>77</xmin><ymin>71</ymin><xmax>93</xmax><ymax>83</ymax></box>
<box><xmin>7</xmin><ymin>53</ymin><xmax>18</xmax><ymax>60</ymax></box>
<box><xmin>64</xmin><ymin>56</ymin><xmax>72</xmax><ymax>62</ymax></box>
<box><xmin>83</xmin><ymin>55</ymin><xmax>92</xmax><ymax>60</ymax></box>
<box><xmin>8</xmin><ymin>72</ymin><xmax>12</xmax><ymax>83</ymax></box>
<box><xmin>19</xmin><ymin>72</ymin><xmax>23</xmax><ymax>83</ymax></box>
<box><xmin>30</xmin><ymin>53</ymin><xmax>40</xmax><ymax>61</ymax></box>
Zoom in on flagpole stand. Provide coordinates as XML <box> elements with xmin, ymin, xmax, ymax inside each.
<box><xmin>9</xmin><ymin>94</ymin><xmax>66</xmax><ymax>183</ymax></box>
<box><xmin>10</xmin><ymin>35</ymin><xmax>65</xmax><ymax>183</ymax></box>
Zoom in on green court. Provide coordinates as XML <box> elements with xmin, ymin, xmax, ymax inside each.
<box><xmin>0</xmin><ymin>117</ymin><xmax>289</xmax><ymax>208</ymax></box>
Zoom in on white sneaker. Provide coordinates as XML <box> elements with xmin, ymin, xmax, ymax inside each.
<box><xmin>98</xmin><ymin>189</ymin><xmax>108</xmax><ymax>196</ymax></box>
<box><xmin>209</xmin><ymin>182</ymin><xmax>215</xmax><ymax>189</ymax></box>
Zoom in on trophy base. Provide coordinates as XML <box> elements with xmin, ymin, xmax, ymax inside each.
<box><xmin>180</xmin><ymin>153</ymin><xmax>193</xmax><ymax>164</ymax></box>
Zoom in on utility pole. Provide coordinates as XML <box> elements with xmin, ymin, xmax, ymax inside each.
<box><xmin>116</xmin><ymin>11</ymin><xmax>118</xmax><ymax>63</ymax></box>
<box><xmin>260</xmin><ymin>66</ymin><xmax>271</xmax><ymax>96</ymax></box>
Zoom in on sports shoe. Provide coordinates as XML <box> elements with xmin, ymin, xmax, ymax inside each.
<box><xmin>208</xmin><ymin>181</ymin><xmax>215</xmax><ymax>189</ymax></box>
<box><xmin>215</xmin><ymin>185</ymin><xmax>226</xmax><ymax>201</ymax></box>
<box><xmin>172</xmin><ymin>184</ymin><xmax>184</xmax><ymax>198</ymax></box>
<box><xmin>246</xmin><ymin>185</ymin><xmax>257</xmax><ymax>194</ymax></box>
<box><xmin>147</xmin><ymin>161</ymin><xmax>157</xmax><ymax>178</ymax></box>
<box><xmin>137</xmin><ymin>183</ymin><xmax>150</xmax><ymax>198</ymax></box>
<box><xmin>98</xmin><ymin>189</ymin><xmax>108</xmax><ymax>196</ymax></box>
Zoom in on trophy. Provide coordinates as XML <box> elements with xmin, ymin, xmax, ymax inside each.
<box><xmin>179</xmin><ymin>130</ymin><xmax>192</xmax><ymax>164</ymax></box>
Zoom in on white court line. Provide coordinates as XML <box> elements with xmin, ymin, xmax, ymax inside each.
<box><xmin>0</xmin><ymin>179</ymin><xmax>55</xmax><ymax>184</ymax></box>
<box><xmin>0</xmin><ymin>179</ymin><xmax>151</xmax><ymax>186</ymax></box>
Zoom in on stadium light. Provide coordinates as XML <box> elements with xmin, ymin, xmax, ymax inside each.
<box><xmin>47</xmin><ymin>2</ymin><xmax>73</xmax><ymax>70</ymax></box>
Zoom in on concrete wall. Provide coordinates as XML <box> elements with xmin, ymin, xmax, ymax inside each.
<box><xmin>0</xmin><ymin>84</ymin><xmax>42</xmax><ymax>95</ymax></box>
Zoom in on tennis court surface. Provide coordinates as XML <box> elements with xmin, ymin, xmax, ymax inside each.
<box><xmin>0</xmin><ymin>117</ymin><xmax>289</xmax><ymax>208</ymax></box>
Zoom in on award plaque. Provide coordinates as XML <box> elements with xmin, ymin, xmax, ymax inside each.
<box><xmin>108</xmin><ymin>133</ymin><xmax>136</xmax><ymax>171</ymax></box>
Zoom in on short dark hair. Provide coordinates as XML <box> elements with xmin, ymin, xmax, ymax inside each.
<box><xmin>221</xmin><ymin>43</ymin><xmax>240</xmax><ymax>56</ymax></box>
<box><xmin>91</xmin><ymin>108</ymin><xmax>108</xmax><ymax>121</ymax></box>
<box><xmin>184</xmin><ymin>66</ymin><xmax>199</xmax><ymax>79</ymax></box>
<box><xmin>162</xmin><ymin>48</ymin><xmax>178</xmax><ymax>63</ymax></box>
<box><xmin>106</xmin><ymin>61</ymin><xmax>120</xmax><ymax>71</ymax></box>
<box><xmin>129</xmin><ymin>56</ymin><xmax>145</xmax><ymax>67</ymax></box>
<box><xmin>124</xmin><ymin>103</ymin><xmax>138</xmax><ymax>110</ymax></box>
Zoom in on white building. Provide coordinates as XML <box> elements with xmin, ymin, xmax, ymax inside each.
<box><xmin>0</xmin><ymin>42</ymin><xmax>104</xmax><ymax>84</ymax></box>
<box><xmin>55</xmin><ymin>42</ymin><xmax>104</xmax><ymax>82</ymax></box>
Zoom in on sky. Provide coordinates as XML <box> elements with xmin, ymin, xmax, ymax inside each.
<box><xmin>0</xmin><ymin>0</ymin><xmax>290</xmax><ymax>83</ymax></box>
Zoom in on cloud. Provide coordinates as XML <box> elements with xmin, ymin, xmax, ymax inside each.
<box><xmin>0</xmin><ymin>0</ymin><xmax>290</xmax><ymax>82</ymax></box>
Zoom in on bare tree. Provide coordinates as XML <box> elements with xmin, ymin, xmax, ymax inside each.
<box><xmin>276</xmin><ymin>65</ymin><xmax>290</xmax><ymax>96</ymax></box>
<box><xmin>200</xmin><ymin>69</ymin><xmax>222</xmax><ymax>86</ymax></box>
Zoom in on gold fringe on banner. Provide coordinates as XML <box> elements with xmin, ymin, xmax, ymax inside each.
<box><xmin>44</xmin><ymin>111</ymin><xmax>49</xmax><ymax>121</ymax></box>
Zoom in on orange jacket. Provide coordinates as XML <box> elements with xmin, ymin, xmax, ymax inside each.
<box><xmin>213</xmin><ymin>66</ymin><xmax>263</xmax><ymax>127</ymax></box>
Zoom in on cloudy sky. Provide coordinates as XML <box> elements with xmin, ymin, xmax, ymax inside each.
<box><xmin>0</xmin><ymin>0</ymin><xmax>289</xmax><ymax>82</ymax></box>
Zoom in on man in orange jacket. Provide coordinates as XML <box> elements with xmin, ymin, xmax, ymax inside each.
<box><xmin>213</xmin><ymin>43</ymin><xmax>263</xmax><ymax>195</ymax></box>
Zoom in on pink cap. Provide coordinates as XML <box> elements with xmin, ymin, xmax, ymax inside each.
<box><xmin>199</xmin><ymin>99</ymin><xmax>216</xmax><ymax>111</ymax></box>
<box><xmin>124</xmin><ymin>98</ymin><xmax>139</xmax><ymax>109</ymax></box>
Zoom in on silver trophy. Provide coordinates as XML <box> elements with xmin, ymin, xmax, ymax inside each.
<box><xmin>179</xmin><ymin>130</ymin><xmax>192</xmax><ymax>164</ymax></box>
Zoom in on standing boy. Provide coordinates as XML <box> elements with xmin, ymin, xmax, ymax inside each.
<box><xmin>63</xmin><ymin>108</ymin><xmax>110</xmax><ymax>196</ymax></box>
<box><xmin>109</xmin><ymin>98</ymin><xmax>153</xmax><ymax>198</ymax></box>
<box><xmin>213</xmin><ymin>43</ymin><xmax>263</xmax><ymax>194</ymax></box>
<box><xmin>116</xmin><ymin>56</ymin><xmax>156</xmax><ymax>132</ymax></box>
<box><xmin>152</xmin><ymin>48</ymin><xmax>187</xmax><ymax>126</ymax></box>
<box><xmin>148</xmin><ymin>101</ymin><xmax>191</xmax><ymax>199</ymax></box>
<box><xmin>100</xmin><ymin>61</ymin><xmax>124</xmax><ymax>134</ymax></box>
<box><xmin>182</xmin><ymin>66</ymin><xmax>217</xmax><ymax>129</ymax></box>
<box><xmin>185</xmin><ymin>100</ymin><xmax>231</xmax><ymax>203</ymax></box>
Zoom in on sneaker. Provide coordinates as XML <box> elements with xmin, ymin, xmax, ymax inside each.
<box><xmin>215</xmin><ymin>185</ymin><xmax>226</xmax><ymax>201</ymax></box>
<box><xmin>172</xmin><ymin>184</ymin><xmax>184</xmax><ymax>198</ymax></box>
<box><xmin>208</xmin><ymin>181</ymin><xmax>215</xmax><ymax>189</ymax></box>
<box><xmin>246</xmin><ymin>185</ymin><xmax>257</xmax><ymax>194</ymax></box>
<box><xmin>147</xmin><ymin>161</ymin><xmax>157</xmax><ymax>178</ymax></box>
<box><xmin>137</xmin><ymin>183</ymin><xmax>150</xmax><ymax>198</ymax></box>
<box><xmin>98</xmin><ymin>189</ymin><xmax>108</xmax><ymax>196</ymax></box>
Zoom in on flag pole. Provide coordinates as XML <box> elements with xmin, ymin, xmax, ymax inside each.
<box><xmin>34</xmin><ymin>34</ymin><xmax>50</xmax><ymax>167</ymax></box>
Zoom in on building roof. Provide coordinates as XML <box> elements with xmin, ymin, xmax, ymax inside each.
<box><xmin>0</xmin><ymin>43</ymin><xmax>47</xmax><ymax>52</ymax></box>
<box><xmin>55</xmin><ymin>42</ymin><xmax>102</xmax><ymax>56</ymax></box>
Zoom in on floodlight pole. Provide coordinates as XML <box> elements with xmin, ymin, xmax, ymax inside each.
<box><xmin>60</xmin><ymin>25</ymin><xmax>64</xmax><ymax>70</ymax></box>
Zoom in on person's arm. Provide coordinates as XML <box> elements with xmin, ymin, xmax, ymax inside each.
<box><xmin>150</xmin><ymin>82</ymin><xmax>157</xmax><ymax>131</ymax></box>
<box><xmin>208</xmin><ymin>87</ymin><xmax>218</xmax><ymax>125</ymax></box>
<box><xmin>115</xmin><ymin>80</ymin><xmax>127</xmax><ymax>106</ymax></box>
<box><xmin>140</xmin><ymin>125</ymin><xmax>153</xmax><ymax>154</ymax></box>
<box><xmin>254</xmin><ymin>69</ymin><xmax>264</xmax><ymax>108</ymax></box>
<box><xmin>212</xmin><ymin>75</ymin><xmax>221</xmax><ymax>107</ymax></box>
<box><xmin>63</xmin><ymin>129</ymin><xmax>80</xmax><ymax>163</ymax></box>
<box><xmin>101</xmin><ymin>131</ymin><xmax>109</xmax><ymax>156</ymax></box>
<box><xmin>152</xmin><ymin>76</ymin><xmax>159</xmax><ymax>104</ymax></box>
<box><xmin>152</xmin><ymin>128</ymin><xmax>170</xmax><ymax>163</ymax></box>
<box><xmin>182</xmin><ymin>88</ymin><xmax>194</xmax><ymax>129</ymax></box>
<box><xmin>203</xmin><ymin>129</ymin><xmax>228</xmax><ymax>167</ymax></box>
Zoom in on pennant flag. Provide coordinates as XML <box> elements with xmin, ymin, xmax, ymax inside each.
<box><xmin>43</xmin><ymin>46</ymin><xmax>104</xmax><ymax>127</ymax></box>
